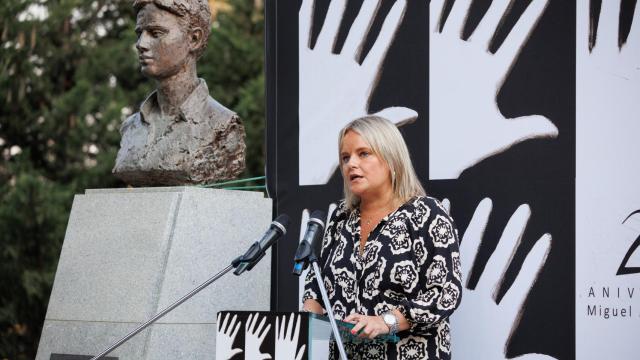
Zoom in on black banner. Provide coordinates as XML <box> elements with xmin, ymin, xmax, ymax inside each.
<box><xmin>266</xmin><ymin>1</ymin><xmax>575</xmax><ymax>358</ymax></box>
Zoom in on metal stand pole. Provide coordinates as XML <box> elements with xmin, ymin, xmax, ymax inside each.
<box><xmin>90</xmin><ymin>264</ymin><xmax>234</xmax><ymax>360</ymax></box>
<box><xmin>312</xmin><ymin>261</ymin><xmax>349</xmax><ymax>360</ymax></box>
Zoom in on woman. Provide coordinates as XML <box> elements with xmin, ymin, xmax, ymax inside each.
<box><xmin>303</xmin><ymin>116</ymin><xmax>462</xmax><ymax>359</ymax></box>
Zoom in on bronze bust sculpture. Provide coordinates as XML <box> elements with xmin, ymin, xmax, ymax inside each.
<box><xmin>113</xmin><ymin>0</ymin><xmax>246</xmax><ymax>186</ymax></box>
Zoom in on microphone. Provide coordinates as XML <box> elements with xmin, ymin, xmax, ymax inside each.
<box><xmin>292</xmin><ymin>210</ymin><xmax>349</xmax><ymax>359</ymax></box>
<box><xmin>233</xmin><ymin>214</ymin><xmax>290</xmax><ymax>275</ymax></box>
<box><xmin>292</xmin><ymin>210</ymin><xmax>325</xmax><ymax>276</ymax></box>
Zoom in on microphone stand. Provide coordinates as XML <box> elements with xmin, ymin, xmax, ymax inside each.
<box><xmin>90</xmin><ymin>246</ymin><xmax>269</xmax><ymax>360</ymax></box>
<box><xmin>294</xmin><ymin>240</ymin><xmax>349</xmax><ymax>360</ymax></box>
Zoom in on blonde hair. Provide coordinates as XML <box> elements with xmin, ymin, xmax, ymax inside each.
<box><xmin>338</xmin><ymin>115</ymin><xmax>425</xmax><ymax>210</ymax></box>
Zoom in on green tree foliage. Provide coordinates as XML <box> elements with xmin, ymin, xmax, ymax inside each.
<box><xmin>0</xmin><ymin>157</ymin><xmax>72</xmax><ymax>358</ymax></box>
<box><xmin>0</xmin><ymin>0</ymin><xmax>264</xmax><ymax>357</ymax></box>
<box><xmin>204</xmin><ymin>0</ymin><xmax>266</xmax><ymax>180</ymax></box>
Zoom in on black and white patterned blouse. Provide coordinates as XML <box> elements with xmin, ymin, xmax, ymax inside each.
<box><xmin>303</xmin><ymin>196</ymin><xmax>462</xmax><ymax>360</ymax></box>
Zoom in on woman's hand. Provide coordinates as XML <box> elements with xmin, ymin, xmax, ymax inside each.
<box><xmin>344</xmin><ymin>313</ymin><xmax>389</xmax><ymax>340</ymax></box>
<box><xmin>302</xmin><ymin>299</ymin><xmax>324</xmax><ymax>314</ymax></box>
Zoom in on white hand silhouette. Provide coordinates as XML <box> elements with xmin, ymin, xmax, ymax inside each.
<box><xmin>245</xmin><ymin>313</ymin><xmax>272</xmax><ymax>360</ymax></box>
<box><xmin>216</xmin><ymin>313</ymin><xmax>243</xmax><ymax>360</ymax></box>
<box><xmin>446</xmin><ymin>198</ymin><xmax>554</xmax><ymax>359</ymax></box>
<box><xmin>275</xmin><ymin>313</ymin><xmax>306</xmax><ymax>360</ymax></box>
<box><xmin>577</xmin><ymin>0</ymin><xmax>640</xmax><ymax>194</ymax></box>
<box><xmin>298</xmin><ymin>0</ymin><xmax>417</xmax><ymax>185</ymax></box>
<box><xmin>429</xmin><ymin>0</ymin><xmax>558</xmax><ymax>179</ymax></box>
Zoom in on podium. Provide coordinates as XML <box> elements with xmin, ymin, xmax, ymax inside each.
<box><xmin>216</xmin><ymin>311</ymin><xmax>399</xmax><ymax>360</ymax></box>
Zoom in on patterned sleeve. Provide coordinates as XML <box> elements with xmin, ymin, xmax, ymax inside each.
<box><xmin>383</xmin><ymin>197</ymin><xmax>463</xmax><ymax>332</ymax></box>
<box><xmin>302</xmin><ymin>201</ymin><xmax>346</xmax><ymax>307</ymax></box>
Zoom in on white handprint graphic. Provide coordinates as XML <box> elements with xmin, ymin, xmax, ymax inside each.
<box><xmin>446</xmin><ymin>198</ymin><xmax>554</xmax><ymax>359</ymax></box>
<box><xmin>576</xmin><ymin>1</ymin><xmax>640</xmax><ymax>358</ymax></box>
<box><xmin>275</xmin><ymin>313</ymin><xmax>306</xmax><ymax>360</ymax></box>
<box><xmin>577</xmin><ymin>0</ymin><xmax>639</xmax><ymax>201</ymax></box>
<box><xmin>216</xmin><ymin>313</ymin><xmax>243</xmax><ymax>360</ymax></box>
<box><xmin>245</xmin><ymin>312</ymin><xmax>272</xmax><ymax>360</ymax></box>
<box><xmin>429</xmin><ymin>0</ymin><xmax>558</xmax><ymax>180</ymax></box>
<box><xmin>298</xmin><ymin>0</ymin><xmax>418</xmax><ymax>185</ymax></box>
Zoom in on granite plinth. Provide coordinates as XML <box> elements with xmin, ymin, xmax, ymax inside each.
<box><xmin>37</xmin><ymin>187</ymin><xmax>272</xmax><ymax>360</ymax></box>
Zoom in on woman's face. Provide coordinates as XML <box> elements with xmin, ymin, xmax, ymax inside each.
<box><xmin>340</xmin><ymin>130</ymin><xmax>392</xmax><ymax>200</ymax></box>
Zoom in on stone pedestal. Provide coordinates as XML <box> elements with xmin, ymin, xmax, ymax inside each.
<box><xmin>36</xmin><ymin>187</ymin><xmax>272</xmax><ymax>360</ymax></box>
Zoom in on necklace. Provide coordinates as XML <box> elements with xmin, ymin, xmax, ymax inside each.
<box><xmin>359</xmin><ymin>202</ymin><xmax>395</xmax><ymax>254</ymax></box>
<box><xmin>361</xmin><ymin>202</ymin><xmax>396</xmax><ymax>228</ymax></box>
<box><xmin>361</xmin><ymin>212</ymin><xmax>381</xmax><ymax>227</ymax></box>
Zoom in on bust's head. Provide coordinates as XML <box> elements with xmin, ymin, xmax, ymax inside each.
<box><xmin>133</xmin><ymin>0</ymin><xmax>211</xmax><ymax>80</ymax></box>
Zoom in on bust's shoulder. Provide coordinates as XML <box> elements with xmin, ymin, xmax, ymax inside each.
<box><xmin>202</xmin><ymin>95</ymin><xmax>240</xmax><ymax>125</ymax></box>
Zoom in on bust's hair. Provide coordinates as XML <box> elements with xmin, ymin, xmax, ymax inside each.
<box><xmin>133</xmin><ymin>0</ymin><xmax>212</xmax><ymax>59</ymax></box>
<box><xmin>338</xmin><ymin>115</ymin><xmax>425</xmax><ymax>210</ymax></box>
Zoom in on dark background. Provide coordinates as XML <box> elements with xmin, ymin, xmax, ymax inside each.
<box><xmin>266</xmin><ymin>0</ymin><xmax>575</xmax><ymax>358</ymax></box>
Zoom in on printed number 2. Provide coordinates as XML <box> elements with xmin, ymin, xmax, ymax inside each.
<box><xmin>617</xmin><ymin>210</ymin><xmax>640</xmax><ymax>276</ymax></box>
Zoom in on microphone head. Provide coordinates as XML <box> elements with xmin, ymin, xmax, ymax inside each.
<box><xmin>308</xmin><ymin>210</ymin><xmax>326</xmax><ymax>229</ymax></box>
<box><xmin>272</xmin><ymin>214</ymin><xmax>291</xmax><ymax>234</ymax></box>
